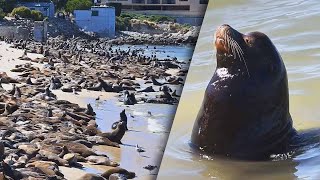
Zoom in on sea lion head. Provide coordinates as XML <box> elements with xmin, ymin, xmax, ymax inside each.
<box><xmin>215</xmin><ymin>24</ymin><xmax>284</xmax><ymax>79</ymax></box>
<box><xmin>120</xmin><ymin>109</ymin><xmax>127</xmax><ymax>122</ymax></box>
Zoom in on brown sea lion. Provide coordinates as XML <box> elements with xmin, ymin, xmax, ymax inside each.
<box><xmin>101</xmin><ymin>167</ymin><xmax>135</xmax><ymax>179</ymax></box>
<box><xmin>191</xmin><ymin>24</ymin><xmax>297</xmax><ymax>160</ymax></box>
<box><xmin>112</xmin><ymin>109</ymin><xmax>128</xmax><ymax>131</ymax></box>
<box><xmin>100</xmin><ymin>122</ymin><xmax>126</xmax><ymax>144</ymax></box>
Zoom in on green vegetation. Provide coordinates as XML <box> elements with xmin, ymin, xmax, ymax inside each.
<box><xmin>116</xmin><ymin>13</ymin><xmax>177</xmax><ymax>31</ymax></box>
<box><xmin>0</xmin><ymin>8</ymin><xmax>5</xmax><ymax>20</ymax></box>
<box><xmin>52</xmin><ymin>0</ymin><xmax>68</xmax><ymax>11</ymax></box>
<box><xmin>0</xmin><ymin>0</ymin><xmax>16</xmax><ymax>13</ymax></box>
<box><xmin>120</xmin><ymin>13</ymin><xmax>175</xmax><ymax>23</ymax></box>
<box><xmin>11</xmin><ymin>6</ymin><xmax>32</xmax><ymax>18</ymax></box>
<box><xmin>11</xmin><ymin>7</ymin><xmax>45</xmax><ymax>21</ymax></box>
<box><xmin>31</xmin><ymin>10</ymin><xmax>44</xmax><ymax>21</ymax></box>
<box><xmin>116</xmin><ymin>16</ymin><xmax>130</xmax><ymax>31</ymax></box>
<box><xmin>65</xmin><ymin>0</ymin><xmax>92</xmax><ymax>13</ymax></box>
<box><xmin>169</xmin><ymin>23</ymin><xmax>192</xmax><ymax>32</ymax></box>
<box><xmin>115</xmin><ymin>12</ymin><xmax>194</xmax><ymax>32</ymax></box>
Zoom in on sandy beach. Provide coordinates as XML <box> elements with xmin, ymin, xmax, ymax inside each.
<box><xmin>0</xmin><ymin>38</ymin><xmax>186</xmax><ymax>179</ymax></box>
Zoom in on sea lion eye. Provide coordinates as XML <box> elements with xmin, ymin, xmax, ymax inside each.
<box><xmin>244</xmin><ymin>38</ymin><xmax>251</xmax><ymax>46</ymax></box>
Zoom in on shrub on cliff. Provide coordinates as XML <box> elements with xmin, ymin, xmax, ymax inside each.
<box><xmin>11</xmin><ymin>6</ymin><xmax>32</xmax><ymax>18</ymax></box>
<box><xmin>116</xmin><ymin>16</ymin><xmax>130</xmax><ymax>31</ymax></box>
<box><xmin>148</xmin><ymin>15</ymin><xmax>175</xmax><ymax>23</ymax></box>
<box><xmin>120</xmin><ymin>13</ymin><xmax>175</xmax><ymax>23</ymax></box>
<box><xmin>31</xmin><ymin>10</ymin><xmax>44</xmax><ymax>21</ymax></box>
<box><xmin>65</xmin><ymin>0</ymin><xmax>92</xmax><ymax>13</ymax></box>
<box><xmin>0</xmin><ymin>8</ymin><xmax>5</xmax><ymax>20</ymax></box>
<box><xmin>0</xmin><ymin>0</ymin><xmax>16</xmax><ymax>13</ymax></box>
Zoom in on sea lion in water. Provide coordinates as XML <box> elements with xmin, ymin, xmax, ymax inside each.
<box><xmin>191</xmin><ymin>24</ymin><xmax>297</xmax><ymax>160</ymax></box>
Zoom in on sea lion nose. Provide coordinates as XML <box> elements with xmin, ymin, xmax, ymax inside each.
<box><xmin>216</xmin><ymin>24</ymin><xmax>232</xmax><ymax>36</ymax></box>
<box><xmin>220</xmin><ymin>24</ymin><xmax>231</xmax><ymax>30</ymax></box>
<box><xmin>221</xmin><ymin>24</ymin><xmax>231</xmax><ymax>28</ymax></box>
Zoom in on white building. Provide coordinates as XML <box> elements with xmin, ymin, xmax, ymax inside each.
<box><xmin>74</xmin><ymin>6</ymin><xmax>115</xmax><ymax>37</ymax></box>
<box><xmin>101</xmin><ymin>0</ymin><xmax>208</xmax><ymax>25</ymax></box>
<box><xmin>102</xmin><ymin>0</ymin><xmax>207</xmax><ymax>15</ymax></box>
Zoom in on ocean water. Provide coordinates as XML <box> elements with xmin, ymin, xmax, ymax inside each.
<box><xmin>112</xmin><ymin>44</ymin><xmax>194</xmax><ymax>62</ymax></box>
<box><xmin>158</xmin><ymin>0</ymin><xmax>320</xmax><ymax>179</ymax></box>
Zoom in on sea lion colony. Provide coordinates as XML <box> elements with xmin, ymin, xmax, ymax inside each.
<box><xmin>0</xmin><ymin>36</ymin><xmax>188</xmax><ymax>179</ymax></box>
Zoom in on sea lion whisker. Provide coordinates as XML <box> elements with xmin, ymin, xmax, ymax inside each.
<box><xmin>229</xmin><ymin>39</ymin><xmax>237</xmax><ymax>58</ymax></box>
<box><xmin>230</xmin><ymin>39</ymin><xmax>242</xmax><ymax>60</ymax></box>
<box><xmin>225</xmin><ymin>29</ymin><xmax>232</xmax><ymax>53</ymax></box>
<box><xmin>223</xmin><ymin>30</ymin><xmax>228</xmax><ymax>52</ymax></box>
<box><xmin>232</xmin><ymin>40</ymin><xmax>250</xmax><ymax>77</ymax></box>
<box><xmin>228</xmin><ymin>40</ymin><xmax>235</xmax><ymax>58</ymax></box>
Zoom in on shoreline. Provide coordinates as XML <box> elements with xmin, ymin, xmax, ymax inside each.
<box><xmin>0</xmin><ymin>38</ymin><xmax>187</xmax><ymax>179</ymax></box>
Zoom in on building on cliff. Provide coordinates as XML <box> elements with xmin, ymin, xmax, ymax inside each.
<box><xmin>74</xmin><ymin>6</ymin><xmax>115</xmax><ymax>37</ymax></box>
<box><xmin>100</xmin><ymin>0</ymin><xmax>208</xmax><ymax>25</ymax></box>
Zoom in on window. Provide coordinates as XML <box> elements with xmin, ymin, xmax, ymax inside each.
<box><xmin>200</xmin><ymin>0</ymin><xmax>208</xmax><ymax>4</ymax></box>
<box><xmin>147</xmin><ymin>0</ymin><xmax>160</xmax><ymax>4</ymax></box>
<box><xmin>92</xmin><ymin>10</ymin><xmax>99</xmax><ymax>16</ymax></box>
<box><xmin>132</xmin><ymin>0</ymin><xmax>145</xmax><ymax>3</ymax></box>
<box><xmin>162</xmin><ymin>0</ymin><xmax>176</xmax><ymax>4</ymax></box>
<box><xmin>163</xmin><ymin>5</ymin><xmax>189</xmax><ymax>10</ymax></box>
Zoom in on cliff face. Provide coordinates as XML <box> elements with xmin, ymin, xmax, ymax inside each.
<box><xmin>0</xmin><ymin>17</ymin><xmax>90</xmax><ymax>40</ymax></box>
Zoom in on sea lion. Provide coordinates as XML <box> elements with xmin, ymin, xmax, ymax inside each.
<box><xmin>0</xmin><ymin>141</ymin><xmax>4</xmax><ymax>161</ymax></box>
<box><xmin>100</xmin><ymin>122</ymin><xmax>126</xmax><ymax>144</ymax></box>
<box><xmin>79</xmin><ymin>173</ymin><xmax>105</xmax><ymax>180</ymax></box>
<box><xmin>138</xmin><ymin>86</ymin><xmax>155</xmax><ymax>92</ymax></box>
<box><xmin>84</xmin><ymin>103</ymin><xmax>96</xmax><ymax>116</ymax></box>
<box><xmin>112</xmin><ymin>109</ymin><xmax>128</xmax><ymax>131</ymax></box>
<box><xmin>151</xmin><ymin>76</ymin><xmax>164</xmax><ymax>86</ymax></box>
<box><xmin>123</xmin><ymin>91</ymin><xmax>137</xmax><ymax>105</ymax></box>
<box><xmin>101</xmin><ymin>167</ymin><xmax>136</xmax><ymax>179</ymax></box>
<box><xmin>86</xmin><ymin>155</ymin><xmax>119</xmax><ymax>166</ymax></box>
<box><xmin>191</xmin><ymin>24</ymin><xmax>297</xmax><ymax>160</ymax></box>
